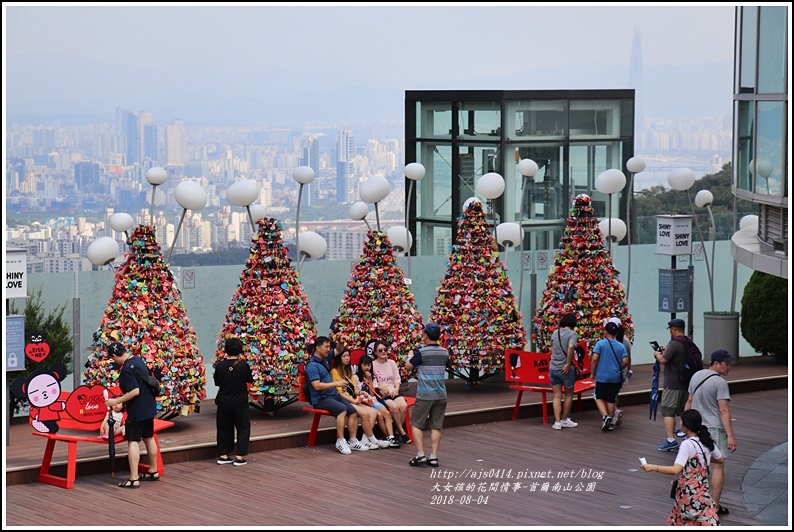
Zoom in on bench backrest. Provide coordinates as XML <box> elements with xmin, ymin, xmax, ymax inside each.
<box><xmin>504</xmin><ymin>343</ymin><xmax>590</xmax><ymax>385</ymax></box>
<box><xmin>29</xmin><ymin>385</ymin><xmax>120</xmax><ymax>432</ymax></box>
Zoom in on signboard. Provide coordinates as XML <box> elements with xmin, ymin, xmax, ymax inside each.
<box><xmin>658</xmin><ymin>269</ymin><xmax>690</xmax><ymax>312</ymax></box>
<box><xmin>693</xmin><ymin>242</ymin><xmax>705</xmax><ymax>261</ymax></box>
<box><xmin>183</xmin><ymin>269</ymin><xmax>195</xmax><ymax>289</ymax></box>
<box><xmin>5</xmin><ymin>248</ymin><xmax>27</xmax><ymax>299</ymax></box>
<box><xmin>6</xmin><ymin>315</ymin><xmax>25</xmax><ymax>371</ymax></box>
<box><xmin>536</xmin><ymin>252</ymin><xmax>548</xmax><ymax>270</ymax></box>
<box><xmin>522</xmin><ymin>251</ymin><xmax>532</xmax><ymax>271</ymax></box>
<box><xmin>655</xmin><ymin>215</ymin><xmax>692</xmax><ymax>256</ymax></box>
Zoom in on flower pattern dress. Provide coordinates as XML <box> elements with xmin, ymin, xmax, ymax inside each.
<box><xmin>667</xmin><ymin>453</ymin><xmax>720</xmax><ymax>526</ymax></box>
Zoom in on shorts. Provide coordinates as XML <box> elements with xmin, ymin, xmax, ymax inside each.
<box><xmin>660</xmin><ymin>388</ymin><xmax>688</xmax><ymax>418</ymax></box>
<box><xmin>708</xmin><ymin>427</ymin><xmax>730</xmax><ymax>458</ymax></box>
<box><xmin>594</xmin><ymin>381</ymin><xmax>621</xmax><ymax>404</ymax></box>
<box><xmin>549</xmin><ymin>368</ymin><xmax>575</xmax><ymax>390</ymax></box>
<box><xmin>314</xmin><ymin>395</ymin><xmax>357</xmax><ymax>417</ymax></box>
<box><xmin>410</xmin><ymin>399</ymin><xmax>447</xmax><ymax>431</ymax></box>
<box><xmin>371</xmin><ymin>400</ymin><xmax>387</xmax><ymax>411</ymax></box>
<box><xmin>125</xmin><ymin>418</ymin><xmax>154</xmax><ymax>442</ymax></box>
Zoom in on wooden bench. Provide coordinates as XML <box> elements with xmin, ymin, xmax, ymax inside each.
<box><xmin>29</xmin><ymin>385</ymin><xmax>174</xmax><ymax>488</ymax></box>
<box><xmin>505</xmin><ymin>345</ymin><xmax>595</xmax><ymax>424</ymax></box>
<box><xmin>298</xmin><ymin>367</ymin><xmax>414</xmax><ymax>447</ymax></box>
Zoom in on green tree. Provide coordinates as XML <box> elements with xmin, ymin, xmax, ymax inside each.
<box><xmin>740</xmin><ymin>271</ymin><xmax>788</xmax><ymax>362</ymax></box>
<box><xmin>7</xmin><ymin>287</ymin><xmax>74</xmax><ymax>413</ymax></box>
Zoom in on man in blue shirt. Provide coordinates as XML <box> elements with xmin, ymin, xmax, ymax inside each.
<box><xmin>305</xmin><ymin>336</ymin><xmax>363</xmax><ymax>455</ymax></box>
<box><xmin>591</xmin><ymin>322</ymin><xmax>628</xmax><ymax>432</ymax></box>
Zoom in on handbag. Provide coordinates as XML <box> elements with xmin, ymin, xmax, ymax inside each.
<box><xmin>669</xmin><ymin>479</ymin><xmax>677</xmax><ymax>499</ymax></box>
<box><xmin>670</xmin><ymin>439</ymin><xmax>710</xmax><ymax>499</ymax></box>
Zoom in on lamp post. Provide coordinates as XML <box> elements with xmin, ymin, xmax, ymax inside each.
<box><xmin>145</xmin><ymin>167</ymin><xmax>167</xmax><ymax>228</ymax></box>
<box><xmin>387</xmin><ymin>225</ymin><xmax>412</xmax><ymax>258</ymax></box>
<box><xmin>403</xmin><ymin>162</ymin><xmax>426</xmax><ymax>280</ymax></box>
<box><xmin>594</xmin><ymin>169</ymin><xmax>626</xmax><ymax>256</ymax></box>
<box><xmin>625</xmin><ymin>156</ymin><xmax>646</xmax><ymax>302</ymax></box>
<box><xmin>516</xmin><ymin>159</ymin><xmax>538</xmax><ymax>313</ymax></box>
<box><xmin>349</xmin><ymin>201</ymin><xmax>372</xmax><ymax>231</ymax></box>
<box><xmin>87</xmin><ymin>236</ymin><xmax>121</xmax><ymax>268</ymax></box>
<box><xmin>668</xmin><ymin>167</ymin><xmax>714</xmax><ymax>313</ymax></box>
<box><xmin>297</xmin><ymin>230</ymin><xmax>327</xmax><ymax>274</ymax></box>
<box><xmin>695</xmin><ymin>189</ymin><xmax>718</xmax><ymax>298</ymax></box>
<box><xmin>292</xmin><ymin>166</ymin><xmax>315</xmax><ymax>261</ymax></box>
<box><xmin>248</xmin><ymin>204</ymin><xmax>267</xmax><ymax>231</ymax></box>
<box><xmin>359</xmin><ymin>176</ymin><xmax>391</xmax><ymax>231</ymax></box>
<box><xmin>109</xmin><ymin>212</ymin><xmax>134</xmax><ymax>244</ymax></box>
<box><xmin>226</xmin><ymin>178</ymin><xmax>260</xmax><ymax>233</ymax></box>
<box><xmin>495</xmin><ymin>222</ymin><xmax>522</xmax><ymax>265</ymax></box>
<box><xmin>598</xmin><ymin>218</ymin><xmax>627</xmax><ymax>252</ymax></box>
<box><xmin>475</xmin><ymin>172</ymin><xmax>505</xmax><ymax>240</ymax></box>
<box><xmin>167</xmin><ymin>180</ymin><xmax>208</xmax><ymax>265</ymax></box>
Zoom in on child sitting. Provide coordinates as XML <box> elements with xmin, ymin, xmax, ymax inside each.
<box><xmin>100</xmin><ymin>398</ymin><xmax>125</xmax><ymax>439</ymax></box>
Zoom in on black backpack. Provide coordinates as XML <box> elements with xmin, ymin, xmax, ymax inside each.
<box><xmin>672</xmin><ymin>337</ymin><xmax>703</xmax><ymax>386</ymax></box>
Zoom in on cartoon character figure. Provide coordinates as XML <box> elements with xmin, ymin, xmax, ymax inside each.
<box><xmin>12</xmin><ymin>362</ymin><xmax>68</xmax><ymax>434</ymax></box>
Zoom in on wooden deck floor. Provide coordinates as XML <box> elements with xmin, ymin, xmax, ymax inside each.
<box><xmin>3</xmin><ymin>355</ymin><xmax>790</xmax><ymax>527</ymax></box>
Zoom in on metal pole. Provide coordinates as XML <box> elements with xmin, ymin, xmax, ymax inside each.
<box><xmin>73</xmin><ymin>270</ymin><xmax>81</xmax><ymax>390</ymax></box>
<box><xmin>245</xmin><ymin>205</ymin><xmax>256</xmax><ymax>233</ymax></box>
<box><xmin>405</xmin><ymin>180</ymin><xmax>414</xmax><ymax>280</ymax></box>
<box><xmin>295</xmin><ymin>183</ymin><xmax>304</xmax><ymax>262</ymax></box>
<box><xmin>150</xmin><ymin>185</ymin><xmax>158</xmax><ymax>227</ymax></box>
<box><xmin>374</xmin><ymin>202</ymin><xmax>382</xmax><ymax>232</ymax></box>
<box><xmin>687</xmin><ymin>192</ymin><xmax>714</xmax><ymax>312</ymax></box>
<box><xmin>517</xmin><ymin>174</ymin><xmax>529</xmax><ymax>311</ymax></box>
<box><xmin>607</xmin><ymin>194</ymin><xmax>613</xmax><ymax>255</ymax></box>
<box><xmin>687</xmin><ymin>263</ymin><xmax>695</xmax><ymax>340</ymax></box>
<box><xmin>166</xmin><ymin>209</ymin><xmax>187</xmax><ymax>265</ymax></box>
<box><xmin>626</xmin><ymin>172</ymin><xmax>634</xmax><ymax>301</ymax></box>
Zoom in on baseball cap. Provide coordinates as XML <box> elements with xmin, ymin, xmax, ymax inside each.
<box><xmin>424</xmin><ymin>322</ymin><xmax>441</xmax><ymax>339</ymax></box>
<box><xmin>605</xmin><ymin>322</ymin><xmax>620</xmax><ymax>335</ymax></box>
<box><xmin>607</xmin><ymin>317</ymin><xmax>622</xmax><ymax>326</ymax></box>
<box><xmin>108</xmin><ymin>342</ymin><xmax>126</xmax><ymax>357</ymax></box>
<box><xmin>710</xmin><ymin>349</ymin><xmax>732</xmax><ymax>363</ymax></box>
<box><xmin>667</xmin><ymin>318</ymin><xmax>686</xmax><ymax>330</ymax></box>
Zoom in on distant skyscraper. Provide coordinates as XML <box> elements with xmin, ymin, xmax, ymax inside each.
<box><xmin>336</xmin><ymin>130</ymin><xmax>354</xmax><ymax>204</ymax></box>
<box><xmin>629</xmin><ymin>26</ymin><xmax>645</xmax><ymax>135</ymax></box>
<box><xmin>302</xmin><ymin>135</ymin><xmax>320</xmax><ymax>206</ymax></box>
<box><xmin>166</xmin><ymin>119</ymin><xmax>188</xmax><ymax>166</ymax></box>
<box><xmin>117</xmin><ymin>108</ymin><xmax>141</xmax><ymax>166</ymax></box>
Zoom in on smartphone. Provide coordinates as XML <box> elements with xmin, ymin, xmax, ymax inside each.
<box><xmin>650</xmin><ymin>341</ymin><xmax>661</xmax><ymax>351</ymax></box>
<box><xmin>639</xmin><ymin>457</ymin><xmax>647</xmax><ymax>465</ymax></box>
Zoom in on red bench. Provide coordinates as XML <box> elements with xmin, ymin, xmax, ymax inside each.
<box><xmin>29</xmin><ymin>385</ymin><xmax>174</xmax><ymax>488</ymax></box>
<box><xmin>505</xmin><ymin>345</ymin><xmax>595</xmax><ymax>424</ymax></box>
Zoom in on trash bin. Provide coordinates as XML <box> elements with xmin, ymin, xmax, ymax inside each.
<box><xmin>703</xmin><ymin>311</ymin><xmax>740</xmax><ymax>365</ymax></box>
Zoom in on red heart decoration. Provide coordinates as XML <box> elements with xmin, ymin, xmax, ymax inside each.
<box><xmin>25</xmin><ymin>341</ymin><xmax>50</xmax><ymax>363</ymax></box>
<box><xmin>65</xmin><ymin>385</ymin><xmax>109</xmax><ymax>424</ymax></box>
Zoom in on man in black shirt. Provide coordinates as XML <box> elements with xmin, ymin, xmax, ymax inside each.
<box><xmin>214</xmin><ymin>337</ymin><xmax>254</xmax><ymax>466</ymax></box>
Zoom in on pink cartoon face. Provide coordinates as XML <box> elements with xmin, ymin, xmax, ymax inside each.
<box><xmin>26</xmin><ymin>373</ymin><xmax>62</xmax><ymax>408</ymax></box>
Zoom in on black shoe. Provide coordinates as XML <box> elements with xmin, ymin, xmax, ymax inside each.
<box><xmin>400</xmin><ymin>433</ymin><xmax>412</xmax><ymax>444</ymax></box>
<box><xmin>217</xmin><ymin>456</ymin><xmax>234</xmax><ymax>465</ymax></box>
<box><xmin>717</xmin><ymin>505</ymin><xmax>729</xmax><ymax>515</ymax></box>
<box><xmin>409</xmin><ymin>456</ymin><xmax>428</xmax><ymax>466</ymax></box>
<box><xmin>601</xmin><ymin>416</ymin><xmax>611</xmax><ymax>432</ymax></box>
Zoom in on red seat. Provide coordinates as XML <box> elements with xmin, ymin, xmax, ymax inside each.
<box><xmin>505</xmin><ymin>346</ymin><xmax>595</xmax><ymax>424</ymax></box>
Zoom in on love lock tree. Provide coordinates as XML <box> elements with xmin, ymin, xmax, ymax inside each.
<box><xmin>532</xmin><ymin>194</ymin><xmax>633</xmax><ymax>353</ymax></box>
<box><xmin>429</xmin><ymin>199</ymin><xmax>525</xmax><ymax>389</ymax></box>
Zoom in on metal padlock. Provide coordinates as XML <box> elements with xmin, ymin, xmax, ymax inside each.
<box><xmin>8</xmin><ymin>353</ymin><xmax>19</xmax><ymax>367</ymax></box>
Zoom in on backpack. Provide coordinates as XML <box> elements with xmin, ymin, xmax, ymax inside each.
<box><xmin>300</xmin><ymin>360</ymin><xmax>318</xmax><ymax>405</ymax></box>
<box><xmin>672</xmin><ymin>337</ymin><xmax>703</xmax><ymax>386</ymax></box>
<box><xmin>130</xmin><ymin>362</ymin><xmax>162</xmax><ymax>396</ymax></box>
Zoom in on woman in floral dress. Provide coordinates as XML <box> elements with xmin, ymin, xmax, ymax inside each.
<box><xmin>642</xmin><ymin>409</ymin><xmax>723</xmax><ymax>526</ymax></box>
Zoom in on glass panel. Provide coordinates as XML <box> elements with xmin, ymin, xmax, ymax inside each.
<box><xmin>417</xmin><ymin>143</ymin><xmax>452</xmax><ymax>219</ymax></box>
<box><xmin>416</xmin><ymin>101</ymin><xmax>452</xmax><ymax>139</ymax></box>
<box><xmin>505</xmin><ymin>99</ymin><xmax>567</xmax><ymax>141</ymax></box>
<box><xmin>569</xmin><ymin>100</ymin><xmax>623</xmax><ymax>139</ymax></box>
<box><xmin>457</xmin><ymin>102</ymin><xmax>501</xmax><ymax>140</ymax></box>
<box><xmin>739</xmin><ymin>6</ymin><xmax>757</xmax><ymax>94</ymax></box>
<box><xmin>514</xmin><ymin>145</ymin><xmax>567</xmax><ymax>222</ymax></box>
<box><xmin>755</xmin><ymin>101</ymin><xmax>784</xmax><ymax>196</ymax></box>
<box><xmin>757</xmin><ymin>6</ymin><xmax>787</xmax><ymax>94</ymax></box>
<box><xmin>456</xmin><ymin>144</ymin><xmax>499</xmax><ymax>212</ymax></box>
<box><xmin>735</xmin><ymin>101</ymin><xmax>754</xmax><ymax>191</ymax></box>
<box><xmin>416</xmin><ymin>222</ymin><xmax>452</xmax><ymax>257</ymax></box>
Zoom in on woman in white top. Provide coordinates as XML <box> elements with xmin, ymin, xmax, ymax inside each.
<box><xmin>642</xmin><ymin>409</ymin><xmax>722</xmax><ymax>526</ymax></box>
<box><xmin>368</xmin><ymin>339</ymin><xmax>411</xmax><ymax>443</ymax></box>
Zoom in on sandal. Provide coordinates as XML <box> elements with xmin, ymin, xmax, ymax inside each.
<box><xmin>118</xmin><ymin>479</ymin><xmax>140</xmax><ymax>489</ymax></box>
<box><xmin>428</xmin><ymin>457</ymin><xmax>439</xmax><ymax>467</ymax></box>
<box><xmin>400</xmin><ymin>433</ymin><xmax>413</xmax><ymax>444</ymax></box>
<box><xmin>140</xmin><ymin>471</ymin><xmax>159</xmax><ymax>481</ymax></box>
<box><xmin>409</xmin><ymin>456</ymin><xmax>428</xmax><ymax>466</ymax></box>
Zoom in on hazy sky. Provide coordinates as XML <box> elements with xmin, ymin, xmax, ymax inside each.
<box><xmin>3</xmin><ymin>3</ymin><xmax>743</xmax><ymax>125</ymax></box>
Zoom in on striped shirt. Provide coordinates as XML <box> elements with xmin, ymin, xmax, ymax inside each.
<box><xmin>409</xmin><ymin>344</ymin><xmax>449</xmax><ymax>401</ymax></box>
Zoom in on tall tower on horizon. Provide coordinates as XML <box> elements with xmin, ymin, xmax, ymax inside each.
<box><xmin>336</xmin><ymin>130</ymin><xmax>354</xmax><ymax>204</ymax></box>
<box><xmin>629</xmin><ymin>26</ymin><xmax>645</xmax><ymax>139</ymax></box>
<box><xmin>302</xmin><ymin>135</ymin><xmax>320</xmax><ymax>206</ymax></box>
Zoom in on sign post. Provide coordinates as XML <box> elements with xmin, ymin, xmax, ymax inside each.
<box><xmin>655</xmin><ymin>215</ymin><xmax>693</xmax><ymax>330</ymax></box>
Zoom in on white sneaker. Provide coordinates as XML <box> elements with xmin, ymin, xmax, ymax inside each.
<box><xmin>374</xmin><ymin>438</ymin><xmax>391</xmax><ymax>449</ymax></box>
<box><xmin>612</xmin><ymin>409</ymin><xmax>624</xmax><ymax>428</ymax></box>
<box><xmin>560</xmin><ymin>418</ymin><xmax>579</xmax><ymax>428</ymax></box>
<box><xmin>348</xmin><ymin>438</ymin><xmax>369</xmax><ymax>451</ymax></box>
<box><xmin>364</xmin><ymin>439</ymin><xmax>380</xmax><ymax>450</ymax></box>
<box><xmin>336</xmin><ymin>439</ymin><xmax>351</xmax><ymax>455</ymax></box>
<box><xmin>552</xmin><ymin>421</ymin><xmax>562</xmax><ymax>430</ymax></box>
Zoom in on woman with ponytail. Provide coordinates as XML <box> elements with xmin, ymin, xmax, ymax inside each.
<box><xmin>642</xmin><ymin>409</ymin><xmax>723</xmax><ymax>526</ymax></box>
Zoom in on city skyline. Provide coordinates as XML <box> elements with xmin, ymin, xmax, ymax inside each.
<box><xmin>4</xmin><ymin>3</ymin><xmax>738</xmax><ymax>127</ymax></box>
